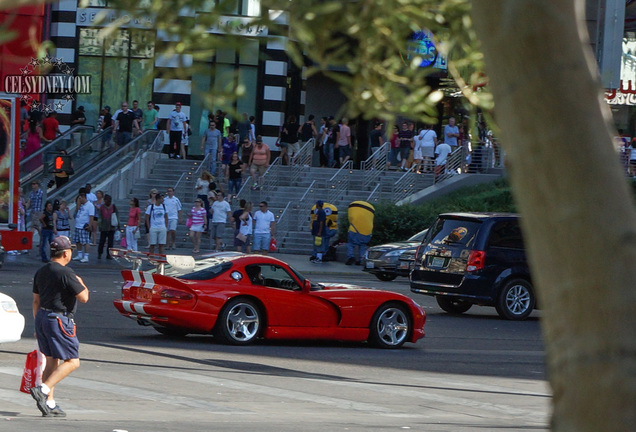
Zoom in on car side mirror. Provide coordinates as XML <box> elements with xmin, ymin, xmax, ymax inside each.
<box><xmin>303</xmin><ymin>279</ymin><xmax>312</xmax><ymax>292</ymax></box>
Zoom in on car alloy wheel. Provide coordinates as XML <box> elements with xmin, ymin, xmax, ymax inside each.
<box><xmin>496</xmin><ymin>279</ymin><xmax>535</xmax><ymax>320</ymax></box>
<box><xmin>369</xmin><ymin>303</ymin><xmax>410</xmax><ymax>349</ymax></box>
<box><xmin>215</xmin><ymin>298</ymin><xmax>261</xmax><ymax>345</ymax></box>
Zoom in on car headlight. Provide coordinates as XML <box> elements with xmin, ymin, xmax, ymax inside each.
<box><xmin>1</xmin><ymin>301</ymin><xmax>19</xmax><ymax>313</ymax></box>
<box><xmin>385</xmin><ymin>250</ymin><xmax>403</xmax><ymax>257</ymax></box>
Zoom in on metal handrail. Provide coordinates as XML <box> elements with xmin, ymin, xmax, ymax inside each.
<box><xmin>299</xmin><ymin>180</ymin><xmax>316</xmax><ymax>203</ymax></box>
<box><xmin>392</xmin><ymin>169</ymin><xmax>419</xmax><ymax>202</ymax></box>
<box><xmin>366</xmin><ymin>182</ymin><xmax>381</xmax><ymax>203</ymax></box>
<box><xmin>21</xmin><ymin>126</ymin><xmax>115</xmax><ymax>189</ymax></box>
<box><xmin>435</xmin><ymin>147</ymin><xmax>464</xmax><ymax>183</ymax></box>
<box><xmin>20</xmin><ymin>125</ymin><xmax>94</xmax><ymax>167</ymax></box>
<box><xmin>290</xmin><ymin>139</ymin><xmax>314</xmax><ymax>184</ymax></box>
<box><xmin>361</xmin><ymin>142</ymin><xmax>388</xmax><ymax>187</ymax></box>
<box><xmin>327</xmin><ymin>160</ymin><xmax>353</xmax><ymax>203</ymax></box>
<box><xmin>47</xmin><ymin>130</ymin><xmax>160</xmax><ymax>204</ymax></box>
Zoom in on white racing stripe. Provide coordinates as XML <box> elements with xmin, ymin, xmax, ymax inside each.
<box><xmin>132</xmin><ymin>271</ymin><xmax>142</xmax><ymax>286</ymax></box>
<box><xmin>142</xmin><ymin>272</ymin><xmax>155</xmax><ymax>289</ymax></box>
<box><xmin>133</xmin><ymin>303</ymin><xmax>147</xmax><ymax>314</ymax></box>
<box><xmin>121</xmin><ymin>301</ymin><xmax>134</xmax><ymax>313</ymax></box>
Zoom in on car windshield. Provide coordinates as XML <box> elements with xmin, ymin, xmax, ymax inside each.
<box><xmin>170</xmin><ymin>258</ymin><xmax>233</xmax><ymax>280</ymax></box>
<box><xmin>408</xmin><ymin>229</ymin><xmax>429</xmax><ymax>242</ymax></box>
<box><xmin>428</xmin><ymin>218</ymin><xmax>481</xmax><ymax>247</ymax></box>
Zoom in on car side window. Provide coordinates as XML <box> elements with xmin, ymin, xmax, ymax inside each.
<box><xmin>249</xmin><ymin>265</ymin><xmax>301</xmax><ymax>291</ymax></box>
<box><xmin>488</xmin><ymin>221</ymin><xmax>525</xmax><ymax>249</ymax></box>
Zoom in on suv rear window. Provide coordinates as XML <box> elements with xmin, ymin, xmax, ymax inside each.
<box><xmin>426</xmin><ymin>218</ymin><xmax>481</xmax><ymax>248</ymax></box>
<box><xmin>488</xmin><ymin>220</ymin><xmax>524</xmax><ymax>249</ymax></box>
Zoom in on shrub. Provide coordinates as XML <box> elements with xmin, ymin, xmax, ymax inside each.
<box><xmin>338</xmin><ymin>179</ymin><xmax>517</xmax><ymax>245</ymax></box>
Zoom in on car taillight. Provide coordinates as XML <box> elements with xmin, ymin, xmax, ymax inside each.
<box><xmin>466</xmin><ymin>250</ymin><xmax>485</xmax><ymax>272</ymax></box>
<box><xmin>160</xmin><ymin>289</ymin><xmax>194</xmax><ymax>305</ymax></box>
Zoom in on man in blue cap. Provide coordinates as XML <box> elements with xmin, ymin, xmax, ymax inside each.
<box><xmin>310</xmin><ymin>200</ymin><xmax>326</xmax><ymax>263</ymax></box>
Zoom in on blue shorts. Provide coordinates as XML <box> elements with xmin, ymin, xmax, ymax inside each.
<box><xmin>253</xmin><ymin>232</ymin><xmax>271</xmax><ymax>252</ymax></box>
<box><xmin>35</xmin><ymin>309</ymin><xmax>79</xmax><ymax>360</ymax></box>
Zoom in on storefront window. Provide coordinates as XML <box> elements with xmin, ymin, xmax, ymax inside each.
<box><xmin>189</xmin><ymin>37</ymin><xmax>260</xmax><ymax>154</ymax></box>
<box><xmin>76</xmin><ymin>28</ymin><xmax>155</xmax><ymax>128</ymax></box>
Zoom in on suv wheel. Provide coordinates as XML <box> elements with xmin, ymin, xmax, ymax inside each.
<box><xmin>436</xmin><ymin>296</ymin><xmax>472</xmax><ymax>314</ymax></box>
<box><xmin>375</xmin><ymin>272</ymin><xmax>398</xmax><ymax>282</ymax></box>
<box><xmin>496</xmin><ymin>279</ymin><xmax>535</xmax><ymax>320</ymax></box>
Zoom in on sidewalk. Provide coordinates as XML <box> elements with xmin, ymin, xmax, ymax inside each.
<box><xmin>5</xmin><ymin>244</ymin><xmax>363</xmax><ymax>278</ymax></box>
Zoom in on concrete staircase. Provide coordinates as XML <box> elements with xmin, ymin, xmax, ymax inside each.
<box><xmin>112</xmin><ymin>155</ymin><xmax>435</xmax><ymax>255</ymax></box>
<box><xmin>113</xmin><ymin>156</ymin><xmax>214</xmax><ymax>250</ymax></box>
<box><xmin>236</xmin><ymin>166</ymin><xmax>434</xmax><ymax>255</ymax></box>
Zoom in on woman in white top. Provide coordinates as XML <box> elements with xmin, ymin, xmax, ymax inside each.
<box><xmin>414</xmin><ymin>124</ymin><xmax>438</xmax><ymax>173</ymax></box>
<box><xmin>195</xmin><ymin>171</ymin><xmax>213</xmax><ymax>213</ymax></box>
<box><xmin>238</xmin><ymin>201</ymin><xmax>253</xmax><ymax>253</ymax></box>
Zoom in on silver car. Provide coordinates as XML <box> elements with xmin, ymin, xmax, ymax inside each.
<box><xmin>362</xmin><ymin>229</ymin><xmax>428</xmax><ymax>281</ymax></box>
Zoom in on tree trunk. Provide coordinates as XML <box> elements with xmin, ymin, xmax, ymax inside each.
<box><xmin>470</xmin><ymin>1</ymin><xmax>636</xmax><ymax>430</ymax></box>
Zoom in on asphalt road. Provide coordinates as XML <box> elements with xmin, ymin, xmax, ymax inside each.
<box><xmin>0</xmin><ymin>257</ymin><xmax>549</xmax><ymax>432</ymax></box>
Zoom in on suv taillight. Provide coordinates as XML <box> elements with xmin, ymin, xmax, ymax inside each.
<box><xmin>466</xmin><ymin>250</ymin><xmax>485</xmax><ymax>272</ymax></box>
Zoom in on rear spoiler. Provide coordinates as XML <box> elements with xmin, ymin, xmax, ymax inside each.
<box><xmin>109</xmin><ymin>248</ymin><xmax>196</xmax><ymax>275</ymax></box>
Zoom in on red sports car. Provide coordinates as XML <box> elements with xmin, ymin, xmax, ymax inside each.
<box><xmin>111</xmin><ymin>250</ymin><xmax>426</xmax><ymax>349</ymax></box>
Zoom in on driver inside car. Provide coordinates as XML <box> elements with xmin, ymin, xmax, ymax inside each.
<box><xmin>245</xmin><ymin>266</ymin><xmax>265</xmax><ymax>286</ymax></box>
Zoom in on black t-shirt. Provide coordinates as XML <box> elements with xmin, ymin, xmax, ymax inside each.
<box><xmin>328</xmin><ymin>125</ymin><xmax>339</xmax><ymax>144</ymax></box>
<box><xmin>116</xmin><ymin>111</ymin><xmax>136</xmax><ymax>132</ymax></box>
<box><xmin>33</xmin><ymin>262</ymin><xmax>85</xmax><ymax>313</ymax></box>
<box><xmin>232</xmin><ymin>209</ymin><xmax>244</xmax><ymax>230</ymax></box>
<box><xmin>71</xmin><ymin>110</ymin><xmax>86</xmax><ymax>125</ymax></box>
<box><xmin>301</xmin><ymin>122</ymin><xmax>314</xmax><ymax>141</ymax></box>
<box><xmin>41</xmin><ymin>210</ymin><xmax>54</xmax><ymax>230</ymax></box>
<box><xmin>103</xmin><ymin>113</ymin><xmax>112</xmax><ymax>129</ymax></box>
<box><xmin>370</xmin><ymin>129</ymin><xmax>383</xmax><ymax>148</ymax></box>
<box><xmin>281</xmin><ymin>122</ymin><xmax>299</xmax><ymax>143</ymax></box>
<box><xmin>229</xmin><ymin>161</ymin><xmax>242</xmax><ymax>180</ymax></box>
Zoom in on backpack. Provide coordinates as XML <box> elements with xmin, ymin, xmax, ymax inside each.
<box><xmin>301</xmin><ymin>122</ymin><xmax>314</xmax><ymax>141</ymax></box>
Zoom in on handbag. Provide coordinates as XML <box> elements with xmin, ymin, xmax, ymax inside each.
<box><xmin>134</xmin><ymin>228</ymin><xmax>141</xmax><ymax>239</ymax></box>
<box><xmin>186</xmin><ymin>217</ymin><xmax>193</xmax><ymax>229</ymax></box>
<box><xmin>114</xmin><ymin>230</ymin><xmax>121</xmax><ymax>242</ymax></box>
<box><xmin>269</xmin><ymin>237</ymin><xmax>277</xmax><ymax>252</ymax></box>
<box><xmin>120</xmin><ymin>236</ymin><xmax>127</xmax><ymax>248</ymax></box>
<box><xmin>236</xmin><ymin>232</ymin><xmax>247</xmax><ymax>242</ymax></box>
<box><xmin>314</xmin><ymin>236</ymin><xmax>322</xmax><ymax>247</ymax></box>
<box><xmin>111</xmin><ymin>209</ymin><xmax>118</xmax><ymax>227</ymax></box>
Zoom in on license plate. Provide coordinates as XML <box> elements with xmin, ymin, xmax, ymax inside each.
<box><xmin>366</xmin><ymin>261</ymin><xmax>375</xmax><ymax>269</ymax></box>
<box><xmin>430</xmin><ymin>257</ymin><xmax>445</xmax><ymax>268</ymax></box>
<box><xmin>137</xmin><ymin>287</ymin><xmax>153</xmax><ymax>301</ymax></box>
<box><xmin>399</xmin><ymin>262</ymin><xmax>409</xmax><ymax>269</ymax></box>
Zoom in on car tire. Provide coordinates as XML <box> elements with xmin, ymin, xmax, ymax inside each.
<box><xmin>215</xmin><ymin>298</ymin><xmax>262</xmax><ymax>345</ymax></box>
<box><xmin>495</xmin><ymin>279</ymin><xmax>535</xmax><ymax>320</ymax></box>
<box><xmin>368</xmin><ymin>303</ymin><xmax>410</xmax><ymax>349</ymax></box>
<box><xmin>375</xmin><ymin>272</ymin><xmax>398</xmax><ymax>282</ymax></box>
<box><xmin>154</xmin><ymin>326</ymin><xmax>189</xmax><ymax>337</ymax></box>
<box><xmin>436</xmin><ymin>296</ymin><xmax>472</xmax><ymax>314</ymax></box>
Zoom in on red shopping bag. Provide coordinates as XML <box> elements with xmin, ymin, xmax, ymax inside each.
<box><xmin>19</xmin><ymin>347</ymin><xmax>46</xmax><ymax>393</ymax></box>
<box><xmin>269</xmin><ymin>237</ymin><xmax>277</xmax><ymax>252</ymax></box>
<box><xmin>19</xmin><ymin>350</ymin><xmax>38</xmax><ymax>393</ymax></box>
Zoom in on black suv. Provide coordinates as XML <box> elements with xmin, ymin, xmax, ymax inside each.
<box><xmin>410</xmin><ymin>212</ymin><xmax>535</xmax><ymax>320</ymax></box>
